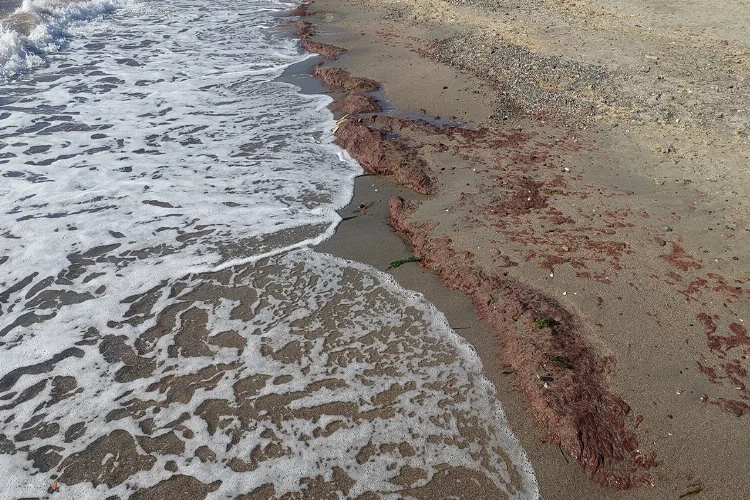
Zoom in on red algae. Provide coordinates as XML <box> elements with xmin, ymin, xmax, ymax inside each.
<box><xmin>289</xmin><ymin>14</ymin><xmax>435</xmax><ymax>193</ymax></box>
<box><xmin>294</xmin><ymin>3</ymin><xmax>653</xmax><ymax>488</ymax></box>
<box><xmin>696</xmin><ymin>313</ymin><xmax>717</xmax><ymax>335</ymax></box>
<box><xmin>311</xmin><ymin>65</ymin><xmax>380</xmax><ymax>93</ymax></box>
<box><xmin>389</xmin><ymin>196</ymin><xmax>654</xmax><ymax>489</ymax></box>
<box><xmin>659</xmin><ymin>242</ymin><xmax>703</xmax><ymax>272</ymax></box>
<box><xmin>485</xmin><ymin>178</ymin><xmax>547</xmax><ymax>217</ymax></box>
<box><xmin>696</xmin><ymin>313</ymin><xmax>750</xmax><ymax>416</ymax></box>
<box><xmin>710</xmin><ymin>398</ymin><xmax>750</xmax><ymax>417</ymax></box>
<box><xmin>702</xmin><ymin>315</ymin><xmax>750</xmax><ymax>356</ymax></box>
<box><xmin>333</xmin><ymin>120</ymin><xmax>435</xmax><ymax>194</ymax></box>
<box><xmin>329</xmin><ymin>93</ymin><xmax>383</xmax><ymax>116</ymax></box>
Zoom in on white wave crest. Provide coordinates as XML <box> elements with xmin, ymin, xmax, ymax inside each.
<box><xmin>0</xmin><ymin>0</ymin><xmax>137</xmax><ymax>81</ymax></box>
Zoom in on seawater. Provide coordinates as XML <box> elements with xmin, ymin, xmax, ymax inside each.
<box><xmin>0</xmin><ymin>0</ymin><xmax>538</xmax><ymax>497</ymax></box>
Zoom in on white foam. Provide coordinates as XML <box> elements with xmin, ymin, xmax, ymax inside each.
<box><xmin>0</xmin><ymin>0</ymin><xmax>139</xmax><ymax>81</ymax></box>
<box><xmin>0</xmin><ymin>0</ymin><xmax>538</xmax><ymax>497</ymax></box>
<box><xmin>2</xmin><ymin>250</ymin><xmax>538</xmax><ymax>499</ymax></box>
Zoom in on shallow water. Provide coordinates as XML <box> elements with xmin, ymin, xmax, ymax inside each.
<box><xmin>0</xmin><ymin>0</ymin><xmax>538</xmax><ymax>497</ymax></box>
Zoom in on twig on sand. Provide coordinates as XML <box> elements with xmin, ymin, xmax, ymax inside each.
<box><xmin>679</xmin><ymin>487</ymin><xmax>704</xmax><ymax>498</ymax></box>
<box><xmin>332</xmin><ymin>114</ymin><xmax>348</xmax><ymax>134</ymax></box>
<box><xmin>558</xmin><ymin>444</ymin><xmax>569</xmax><ymax>464</ymax></box>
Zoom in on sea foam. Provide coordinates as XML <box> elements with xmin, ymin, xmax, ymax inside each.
<box><xmin>0</xmin><ymin>0</ymin><xmax>538</xmax><ymax>497</ymax></box>
<box><xmin>0</xmin><ymin>0</ymin><xmax>140</xmax><ymax>81</ymax></box>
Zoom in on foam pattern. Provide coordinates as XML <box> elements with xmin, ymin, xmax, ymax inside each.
<box><xmin>2</xmin><ymin>250</ymin><xmax>538</xmax><ymax>498</ymax></box>
<box><xmin>0</xmin><ymin>0</ymin><xmax>141</xmax><ymax>80</ymax></box>
<box><xmin>0</xmin><ymin>0</ymin><xmax>538</xmax><ymax>497</ymax></box>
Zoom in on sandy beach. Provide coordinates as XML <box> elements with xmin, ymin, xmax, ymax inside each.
<box><xmin>0</xmin><ymin>0</ymin><xmax>747</xmax><ymax>497</ymax></box>
<box><xmin>300</xmin><ymin>0</ymin><xmax>750</xmax><ymax>497</ymax></box>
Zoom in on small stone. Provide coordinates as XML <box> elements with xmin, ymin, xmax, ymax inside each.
<box><xmin>664</xmin><ymin>226</ymin><xmax>673</xmax><ymax>232</ymax></box>
<box><xmin>652</xmin><ymin>237</ymin><xmax>667</xmax><ymax>247</ymax></box>
<box><xmin>165</xmin><ymin>460</ymin><xmax>178</xmax><ymax>472</ymax></box>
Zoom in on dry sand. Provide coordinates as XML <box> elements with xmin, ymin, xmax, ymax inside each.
<box><xmin>301</xmin><ymin>0</ymin><xmax>750</xmax><ymax>497</ymax></box>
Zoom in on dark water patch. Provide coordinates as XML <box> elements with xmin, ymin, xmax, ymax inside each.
<box><xmin>28</xmin><ymin>445</ymin><xmax>66</xmax><ymax>472</ymax></box>
<box><xmin>25</xmin><ymin>153</ymin><xmax>78</xmax><ymax>166</ymax></box>
<box><xmin>0</xmin><ymin>310</ymin><xmax>57</xmax><ymax>338</ymax></box>
<box><xmin>116</xmin><ymin>57</ymin><xmax>142</xmax><ymax>67</ymax></box>
<box><xmin>35</xmin><ymin>74</ymin><xmax>64</xmax><ymax>83</ymax></box>
<box><xmin>16</xmin><ymin>204</ymin><xmax>117</xmax><ymax>222</ymax></box>
<box><xmin>180</xmin><ymin>125</ymin><xmax>209</xmax><ymax>135</ymax></box>
<box><xmin>46</xmin><ymin>115</ymin><xmax>76</xmax><ymax>121</ymax></box>
<box><xmin>0</xmin><ymin>347</ymin><xmax>86</xmax><ymax>393</ymax></box>
<box><xmin>3</xmin><ymin>121</ymin><xmax>50</xmax><ymax>137</ymax></box>
<box><xmin>0</xmin><ymin>256</ymin><xmax>8</xmax><ymax>266</ymax></box>
<box><xmin>91</xmin><ymin>133</ymin><xmax>107</xmax><ymax>139</ymax></box>
<box><xmin>0</xmin><ymin>379</ymin><xmax>49</xmax><ymax>412</ymax></box>
<box><xmin>85</xmin><ymin>145</ymin><xmax>111</xmax><ymax>155</ymax></box>
<box><xmin>0</xmin><ymin>112</ymin><xmax>10</xmax><ymax>120</ymax></box>
<box><xmin>26</xmin><ymin>276</ymin><xmax>55</xmax><ymax>300</ymax></box>
<box><xmin>135</xmin><ymin>78</ymin><xmax>165</xmax><ymax>86</ymax></box>
<box><xmin>0</xmin><ymin>152</ymin><xmax>17</xmax><ymax>159</ymax></box>
<box><xmin>83</xmin><ymin>244</ymin><xmax>122</xmax><ymax>258</ymax></box>
<box><xmin>93</xmin><ymin>83</ymin><xmax>118</xmax><ymax>93</ymax></box>
<box><xmin>0</xmin><ymin>105</ymin><xmax>66</xmax><ymax>116</ymax></box>
<box><xmin>143</xmin><ymin>200</ymin><xmax>175</xmax><ymax>209</ymax></box>
<box><xmin>38</xmin><ymin>122</ymin><xmax>92</xmax><ymax>134</ymax></box>
<box><xmin>0</xmin><ymin>272</ymin><xmax>39</xmax><ymax>304</ymax></box>
<box><xmin>23</xmin><ymin>145</ymin><xmax>52</xmax><ymax>155</ymax></box>
<box><xmin>119</xmin><ymin>39</ymin><xmax>157</xmax><ymax>49</ymax></box>
<box><xmin>26</xmin><ymin>289</ymin><xmax>95</xmax><ymax>310</ymax></box>
<box><xmin>0</xmin><ymin>0</ymin><xmax>22</xmax><ymax>18</ymax></box>
<box><xmin>176</xmin><ymin>229</ymin><xmax>214</xmax><ymax>242</ymax></box>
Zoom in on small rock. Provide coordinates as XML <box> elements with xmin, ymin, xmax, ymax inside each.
<box><xmin>652</xmin><ymin>237</ymin><xmax>667</xmax><ymax>247</ymax></box>
<box><xmin>664</xmin><ymin>226</ymin><xmax>673</xmax><ymax>232</ymax></box>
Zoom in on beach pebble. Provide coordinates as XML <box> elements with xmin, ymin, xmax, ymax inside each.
<box><xmin>652</xmin><ymin>237</ymin><xmax>667</xmax><ymax>247</ymax></box>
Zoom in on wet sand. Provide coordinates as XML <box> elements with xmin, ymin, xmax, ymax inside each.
<box><xmin>299</xmin><ymin>0</ymin><xmax>750</xmax><ymax>498</ymax></box>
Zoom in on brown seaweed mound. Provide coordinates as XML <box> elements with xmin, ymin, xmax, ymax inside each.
<box><xmin>389</xmin><ymin>196</ymin><xmax>654</xmax><ymax>489</ymax></box>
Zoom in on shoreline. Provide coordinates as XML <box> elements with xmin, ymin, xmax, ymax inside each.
<box><xmin>293</xmin><ymin>0</ymin><xmax>750</xmax><ymax>497</ymax></box>
<box><xmin>293</xmin><ymin>3</ymin><xmax>651</xmax><ymax>491</ymax></box>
